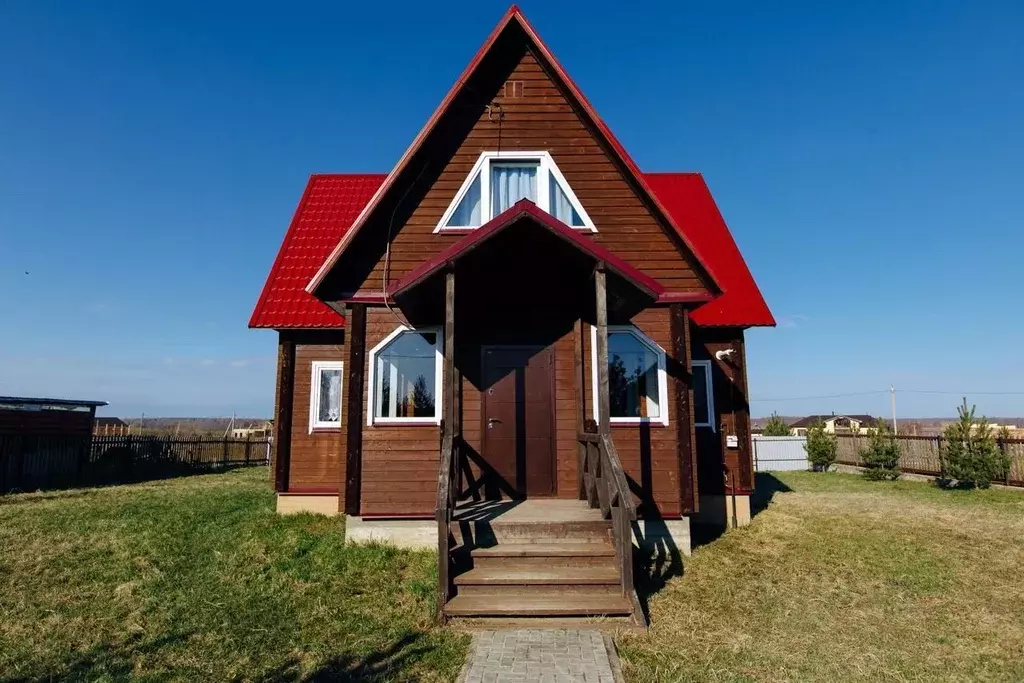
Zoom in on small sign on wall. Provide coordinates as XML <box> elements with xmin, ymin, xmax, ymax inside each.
<box><xmin>726</xmin><ymin>435</ymin><xmax>739</xmax><ymax>448</ymax></box>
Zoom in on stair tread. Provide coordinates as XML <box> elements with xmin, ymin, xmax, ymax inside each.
<box><xmin>470</xmin><ymin>543</ymin><xmax>615</xmax><ymax>558</ymax></box>
<box><xmin>455</xmin><ymin>566</ymin><xmax>619</xmax><ymax>585</ymax></box>
<box><xmin>443</xmin><ymin>594</ymin><xmax>632</xmax><ymax>617</ymax></box>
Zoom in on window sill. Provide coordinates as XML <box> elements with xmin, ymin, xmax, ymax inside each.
<box><xmin>370</xmin><ymin>420</ymin><xmax>440</xmax><ymax>428</ymax></box>
<box><xmin>309</xmin><ymin>426</ymin><xmax>342</xmax><ymax>434</ymax></box>
<box><xmin>609</xmin><ymin>419</ymin><xmax>669</xmax><ymax>428</ymax></box>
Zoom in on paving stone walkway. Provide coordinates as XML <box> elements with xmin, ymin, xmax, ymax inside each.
<box><xmin>459</xmin><ymin>629</ymin><xmax>620</xmax><ymax>683</ymax></box>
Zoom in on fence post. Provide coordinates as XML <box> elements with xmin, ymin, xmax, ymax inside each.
<box><xmin>244</xmin><ymin>435</ymin><xmax>251</xmax><ymax>466</ymax></box>
<box><xmin>222</xmin><ymin>438</ymin><xmax>229</xmax><ymax>468</ymax></box>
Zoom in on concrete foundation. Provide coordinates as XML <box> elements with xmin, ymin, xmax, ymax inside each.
<box><xmin>632</xmin><ymin>518</ymin><xmax>692</xmax><ymax>557</ymax></box>
<box><xmin>276</xmin><ymin>494</ymin><xmax>340</xmax><ymax>516</ymax></box>
<box><xmin>693</xmin><ymin>494</ymin><xmax>752</xmax><ymax>529</ymax></box>
<box><xmin>345</xmin><ymin>517</ymin><xmax>437</xmax><ymax>549</ymax></box>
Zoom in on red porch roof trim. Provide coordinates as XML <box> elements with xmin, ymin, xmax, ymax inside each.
<box><xmin>390</xmin><ymin>200</ymin><xmax>666</xmax><ymax>299</ymax></box>
<box><xmin>304</xmin><ymin>5</ymin><xmax>724</xmax><ymax>297</ymax></box>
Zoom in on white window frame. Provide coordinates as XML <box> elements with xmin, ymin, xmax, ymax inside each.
<box><xmin>309</xmin><ymin>360</ymin><xmax>344</xmax><ymax>432</ymax></box>
<box><xmin>590</xmin><ymin>325</ymin><xmax>669</xmax><ymax>426</ymax></box>
<box><xmin>691</xmin><ymin>359</ymin><xmax>715</xmax><ymax>430</ymax></box>
<box><xmin>366</xmin><ymin>325</ymin><xmax>444</xmax><ymax>426</ymax></box>
<box><xmin>434</xmin><ymin>150</ymin><xmax>597</xmax><ymax>233</ymax></box>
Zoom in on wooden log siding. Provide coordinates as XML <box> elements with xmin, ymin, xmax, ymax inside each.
<box><xmin>347</xmin><ymin>47</ymin><xmax>712</xmax><ymax>300</ymax></box>
<box><xmin>581</xmin><ymin>307</ymin><xmax>687</xmax><ymax>518</ymax></box>
<box><xmin>283</xmin><ymin>331</ymin><xmax>346</xmax><ymax>493</ymax></box>
<box><xmin>359</xmin><ymin>307</ymin><xmax>441</xmax><ymax>517</ymax></box>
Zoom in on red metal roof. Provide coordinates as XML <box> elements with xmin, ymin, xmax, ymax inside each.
<box><xmin>306</xmin><ymin>6</ymin><xmax>725</xmax><ymax>296</ymax></box>
<box><xmin>249</xmin><ymin>173</ymin><xmax>774</xmax><ymax>329</ymax></box>
<box><xmin>392</xmin><ymin>199</ymin><xmax>669</xmax><ymax>299</ymax></box>
<box><xmin>645</xmin><ymin>174</ymin><xmax>775</xmax><ymax>327</ymax></box>
<box><xmin>248</xmin><ymin>174</ymin><xmax>385</xmax><ymax>329</ymax></box>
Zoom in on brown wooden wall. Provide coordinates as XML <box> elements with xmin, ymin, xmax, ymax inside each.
<box><xmin>693</xmin><ymin>326</ymin><xmax>753</xmax><ymax>495</ymax></box>
<box><xmin>280</xmin><ymin>330</ymin><xmax>346</xmax><ymax>492</ymax></box>
<box><xmin>359</xmin><ymin>307</ymin><xmax>440</xmax><ymax>516</ymax></box>
<box><xmin>579</xmin><ymin>308</ymin><xmax>687</xmax><ymax>518</ymax></box>
<box><xmin>327</xmin><ymin>40</ymin><xmax>712</xmax><ymax>301</ymax></box>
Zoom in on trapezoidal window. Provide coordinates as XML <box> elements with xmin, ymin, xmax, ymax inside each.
<box><xmin>367</xmin><ymin>326</ymin><xmax>443</xmax><ymax>426</ymax></box>
<box><xmin>591</xmin><ymin>325</ymin><xmax>669</xmax><ymax>426</ymax></box>
<box><xmin>437</xmin><ymin>151</ymin><xmax>595</xmax><ymax>232</ymax></box>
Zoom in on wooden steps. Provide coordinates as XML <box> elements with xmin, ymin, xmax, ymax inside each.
<box><xmin>443</xmin><ymin>499</ymin><xmax>637</xmax><ymax>624</ymax></box>
<box><xmin>444</xmin><ymin>594</ymin><xmax>632</xmax><ymax>617</ymax></box>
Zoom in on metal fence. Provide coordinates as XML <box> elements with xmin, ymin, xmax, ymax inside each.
<box><xmin>836</xmin><ymin>434</ymin><xmax>1024</xmax><ymax>487</ymax></box>
<box><xmin>0</xmin><ymin>434</ymin><xmax>271</xmax><ymax>494</ymax></box>
<box><xmin>753</xmin><ymin>435</ymin><xmax>809</xmax><ymax>471</ymax></box>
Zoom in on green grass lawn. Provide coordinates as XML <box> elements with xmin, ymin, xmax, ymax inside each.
<box><xmin>619</xmin><ymin>471</ymin><xmax>1024</xmax><ymax>682</ymax></box>
<box><xmin>0</xmin><ymin>468</ymin><xmax>467</xmax><ymax>682</ymax></box>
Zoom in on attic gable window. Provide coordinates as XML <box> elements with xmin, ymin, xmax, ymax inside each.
<box><xmin>436</xmin><ymin>151</ymin><xmax>595</xmax><ymax>232</ymax></box>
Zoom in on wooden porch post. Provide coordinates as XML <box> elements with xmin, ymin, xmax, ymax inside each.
<box><xmin>671</xmin><ymin>304</ymin><xmax>699</xmax><ymax>513</ymax></box>
<box><xmin>733</xmin><ymin>332</ymin><xmax>753</xmax><ymax>492</ymax></box>
<box><xmin>273</xmin><ymin>335</ymin><xmax>295</xmax><ymax>493</ymax></box>
<box><xmin>443</xmin><ymin>270</ymin><xmax>457</xmax><ymax>437</ymax></box>
<box><xmin>344</xmin><ymin>303</ymin><xmax>367</xmax><ymax>516</ymax></box>
<box><xmin>594</xmin><ymin>265</ymin><xmax>611</xmax><ymax>435</ymax></box>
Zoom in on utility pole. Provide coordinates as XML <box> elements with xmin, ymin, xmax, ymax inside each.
<box><xmin>890</xmin><ymin>385</ymin><xmax>897</xmax><ymax>434</ymax></box>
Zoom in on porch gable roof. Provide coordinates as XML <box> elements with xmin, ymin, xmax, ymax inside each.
<box><xmin>390</xmin><ymin>200</ymin><xmax>670</xmax><ymax>300</ymax></box>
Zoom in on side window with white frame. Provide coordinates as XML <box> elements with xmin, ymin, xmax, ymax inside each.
<box><xmin>691</xmin><ymin>360</ymin><xmax>715</xmax><ymax>429</ymax></box>
<box><xmin>591</xmin><ymin>325</ymin><xmax>669</xmax><ymax>425</ymax></box>
<box><xmin>436</xmin><ymin>151</ymin><xmax>595</xmax><ymax>232</ymax></box>
<box><xmin>367</xmin><ymin>326</ymin><xmax>443</xmax><ymax>425</ymax></box>
<box><xmin>309</xmin><ymin>361</ymin><xmax>343</xmax><ymax>431</ymax></box>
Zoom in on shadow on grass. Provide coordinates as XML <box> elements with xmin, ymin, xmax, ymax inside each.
<box><xmin>632</xmin><ymin>515</ymin><xmax>686</xmax><ymax>624</ymax></box>
<box><xmin>257</xmin><ymin>632</ymin><xmax>437</xmax><ymax>682</ymax></box>
<box><xmin>3</xmin><ymin>632</ymin><xmax>193</xmax><ymax>683</ymax></box>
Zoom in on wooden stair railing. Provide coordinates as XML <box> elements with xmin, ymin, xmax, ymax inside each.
<box><xmin>435</xmin><ymin>420</ymin><xmax>459</xmax><ymax>620</ymax></box>
<box><xmin>578</xmin><ymin>419</ymin><xmax>646</xmax><ymax>626</ymax></box>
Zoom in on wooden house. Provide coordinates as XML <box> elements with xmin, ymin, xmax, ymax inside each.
<box><xmin>250</xmin><ymin>6</ymin><xmax>774</xmax><ymax>624</ymax></box>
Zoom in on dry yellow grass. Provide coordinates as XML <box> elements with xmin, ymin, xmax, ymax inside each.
<box><xmin>618</xmin><ymin>472</ymin><xmax>1024</xmax><ymax>682</ymax></box>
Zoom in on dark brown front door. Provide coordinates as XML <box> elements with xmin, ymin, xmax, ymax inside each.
<box><xmin>482</xmin><ymin>346</ymin><xmax>556</xmax><ymax>497</ymax></box>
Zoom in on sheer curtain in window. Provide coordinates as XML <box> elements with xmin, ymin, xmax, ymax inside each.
<box><xmin>318</xmin><ymin>369</ymin><xmax>341</xmax><ymax>422</ymax></box>
<box><xmin>490</xmin><ymin>164</ymin><xmax>537</xmax><ymax>216</ymax></box>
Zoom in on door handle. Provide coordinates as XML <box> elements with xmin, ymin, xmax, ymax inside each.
<box><xmin>487</xmin><ymin>418</ymin><xmax>502</xmax><ymax>429</ymax></box>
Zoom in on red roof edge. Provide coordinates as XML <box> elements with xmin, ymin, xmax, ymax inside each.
<box><xmin>391</xmin><ymin>199</ymin><xmax>667</xmax><ymax>298</ymax></box>
<box><xmin>305</xmin><ymin>5</ymin><xmax>725</xmax><ymax>297</ymax></box>
<box><xmin>249</xmin><ymin>175</ymin><xmax>327</xmax><ymax>329</ymax></box>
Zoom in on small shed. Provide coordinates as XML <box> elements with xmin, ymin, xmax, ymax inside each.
<box><xmin>0</xmin><ymin>396</ymin><xmax>108</xmax><ymax>437</ymax></box>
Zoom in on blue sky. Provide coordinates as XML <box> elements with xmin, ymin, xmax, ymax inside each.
<box><xmin>1</xmin><ymin>1</ymin><xmax>1022</xmax><ymax>419</ymax></box>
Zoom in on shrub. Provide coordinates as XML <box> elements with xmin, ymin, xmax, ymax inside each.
<box><xmin>860</xmin><ymin>419</ymin><xmax>901</xmax><ymax>480</ymax></box>
<box><xmin>804</xmin><ymin>420</ymin><xmax>837</xmax><ymax>471</ymax></box>
<box><xmin>762</xmin><ymin>413</ymin><xmax>791</xmax><ymax>437</ymax></box>
<box><xmin>941</xmin><ymin>399</ymin><xmax>1010</xmax><ymax>489</ymax></box>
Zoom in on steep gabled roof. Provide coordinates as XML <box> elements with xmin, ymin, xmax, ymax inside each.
<box><xmin>249</xmin><ymin>173</ymin><xmax>773</xmax><ymax>329</ymax></box>
<box><xmin>305</xmin><ymin>5</ymin><xmax>724</xmax><ymax>297</ymax></box>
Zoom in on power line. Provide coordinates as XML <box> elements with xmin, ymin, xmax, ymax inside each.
<box><xmin>751</xmin><ymin>388</ymin><xmax>1024</xmax><ymax>402</ymax></box>
<box><xmin>750</xmin><ymin>390</ymin><xmax>888</xmax><ymax>402</ymax></box>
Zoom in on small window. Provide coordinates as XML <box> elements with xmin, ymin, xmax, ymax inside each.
<box><xmin>368</xmin><ymin>326</ymin><xmax>443</xmax><ymax>425</ymax></box>
<box><xmin>692</xmin><ymin>360</ymin><xmax>714</xmax><ymax>428</ymax></box>
<box><xmin>309</xmin><ymin>361</ymin><xmax>343</xmax><ymax>431</ymax></box>
<box><xmin>549</xmin><ymin>173</ymin><xmax>583</xmax><ymax>227</ymax></box>
<box><xmin>591</xmin><ymin>326</ymin><xmax>669</xmax><ymax>425</ymax></box>
<box><xmin>445</xmin><ymin>172</ymin><xmax>481</xmax><ymax>227</ymax></box>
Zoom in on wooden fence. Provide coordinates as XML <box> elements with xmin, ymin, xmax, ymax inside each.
<box><xmin>836</xmin><ymin>434</ymin><xmax>1024</xmax><ymax>487</ymax></box>
<box><xmin>0</xmin><ymin>434</ymin><xmax>271</xmax><ymax>494</ymax></box>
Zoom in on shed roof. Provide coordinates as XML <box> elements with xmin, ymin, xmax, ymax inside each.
<box><xmin>0</xmin><ymin>396</ymin><xmax>108</xmax><ymax>410</ymax></box>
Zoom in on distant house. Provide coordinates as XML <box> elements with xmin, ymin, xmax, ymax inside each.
<box><xmin>93</xmin><ymin>417</ymin><xmax>129</xmax><ymax>435</ymax></box>
<box><xmin>790</xmin><ymin>414</ymin><xmax>877</xmax><ymax>436</ymax></box>
<box><xmin>231</xmin><ymin>421</ymin><xmax>273</xmax><ymax>440</ymax></box>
